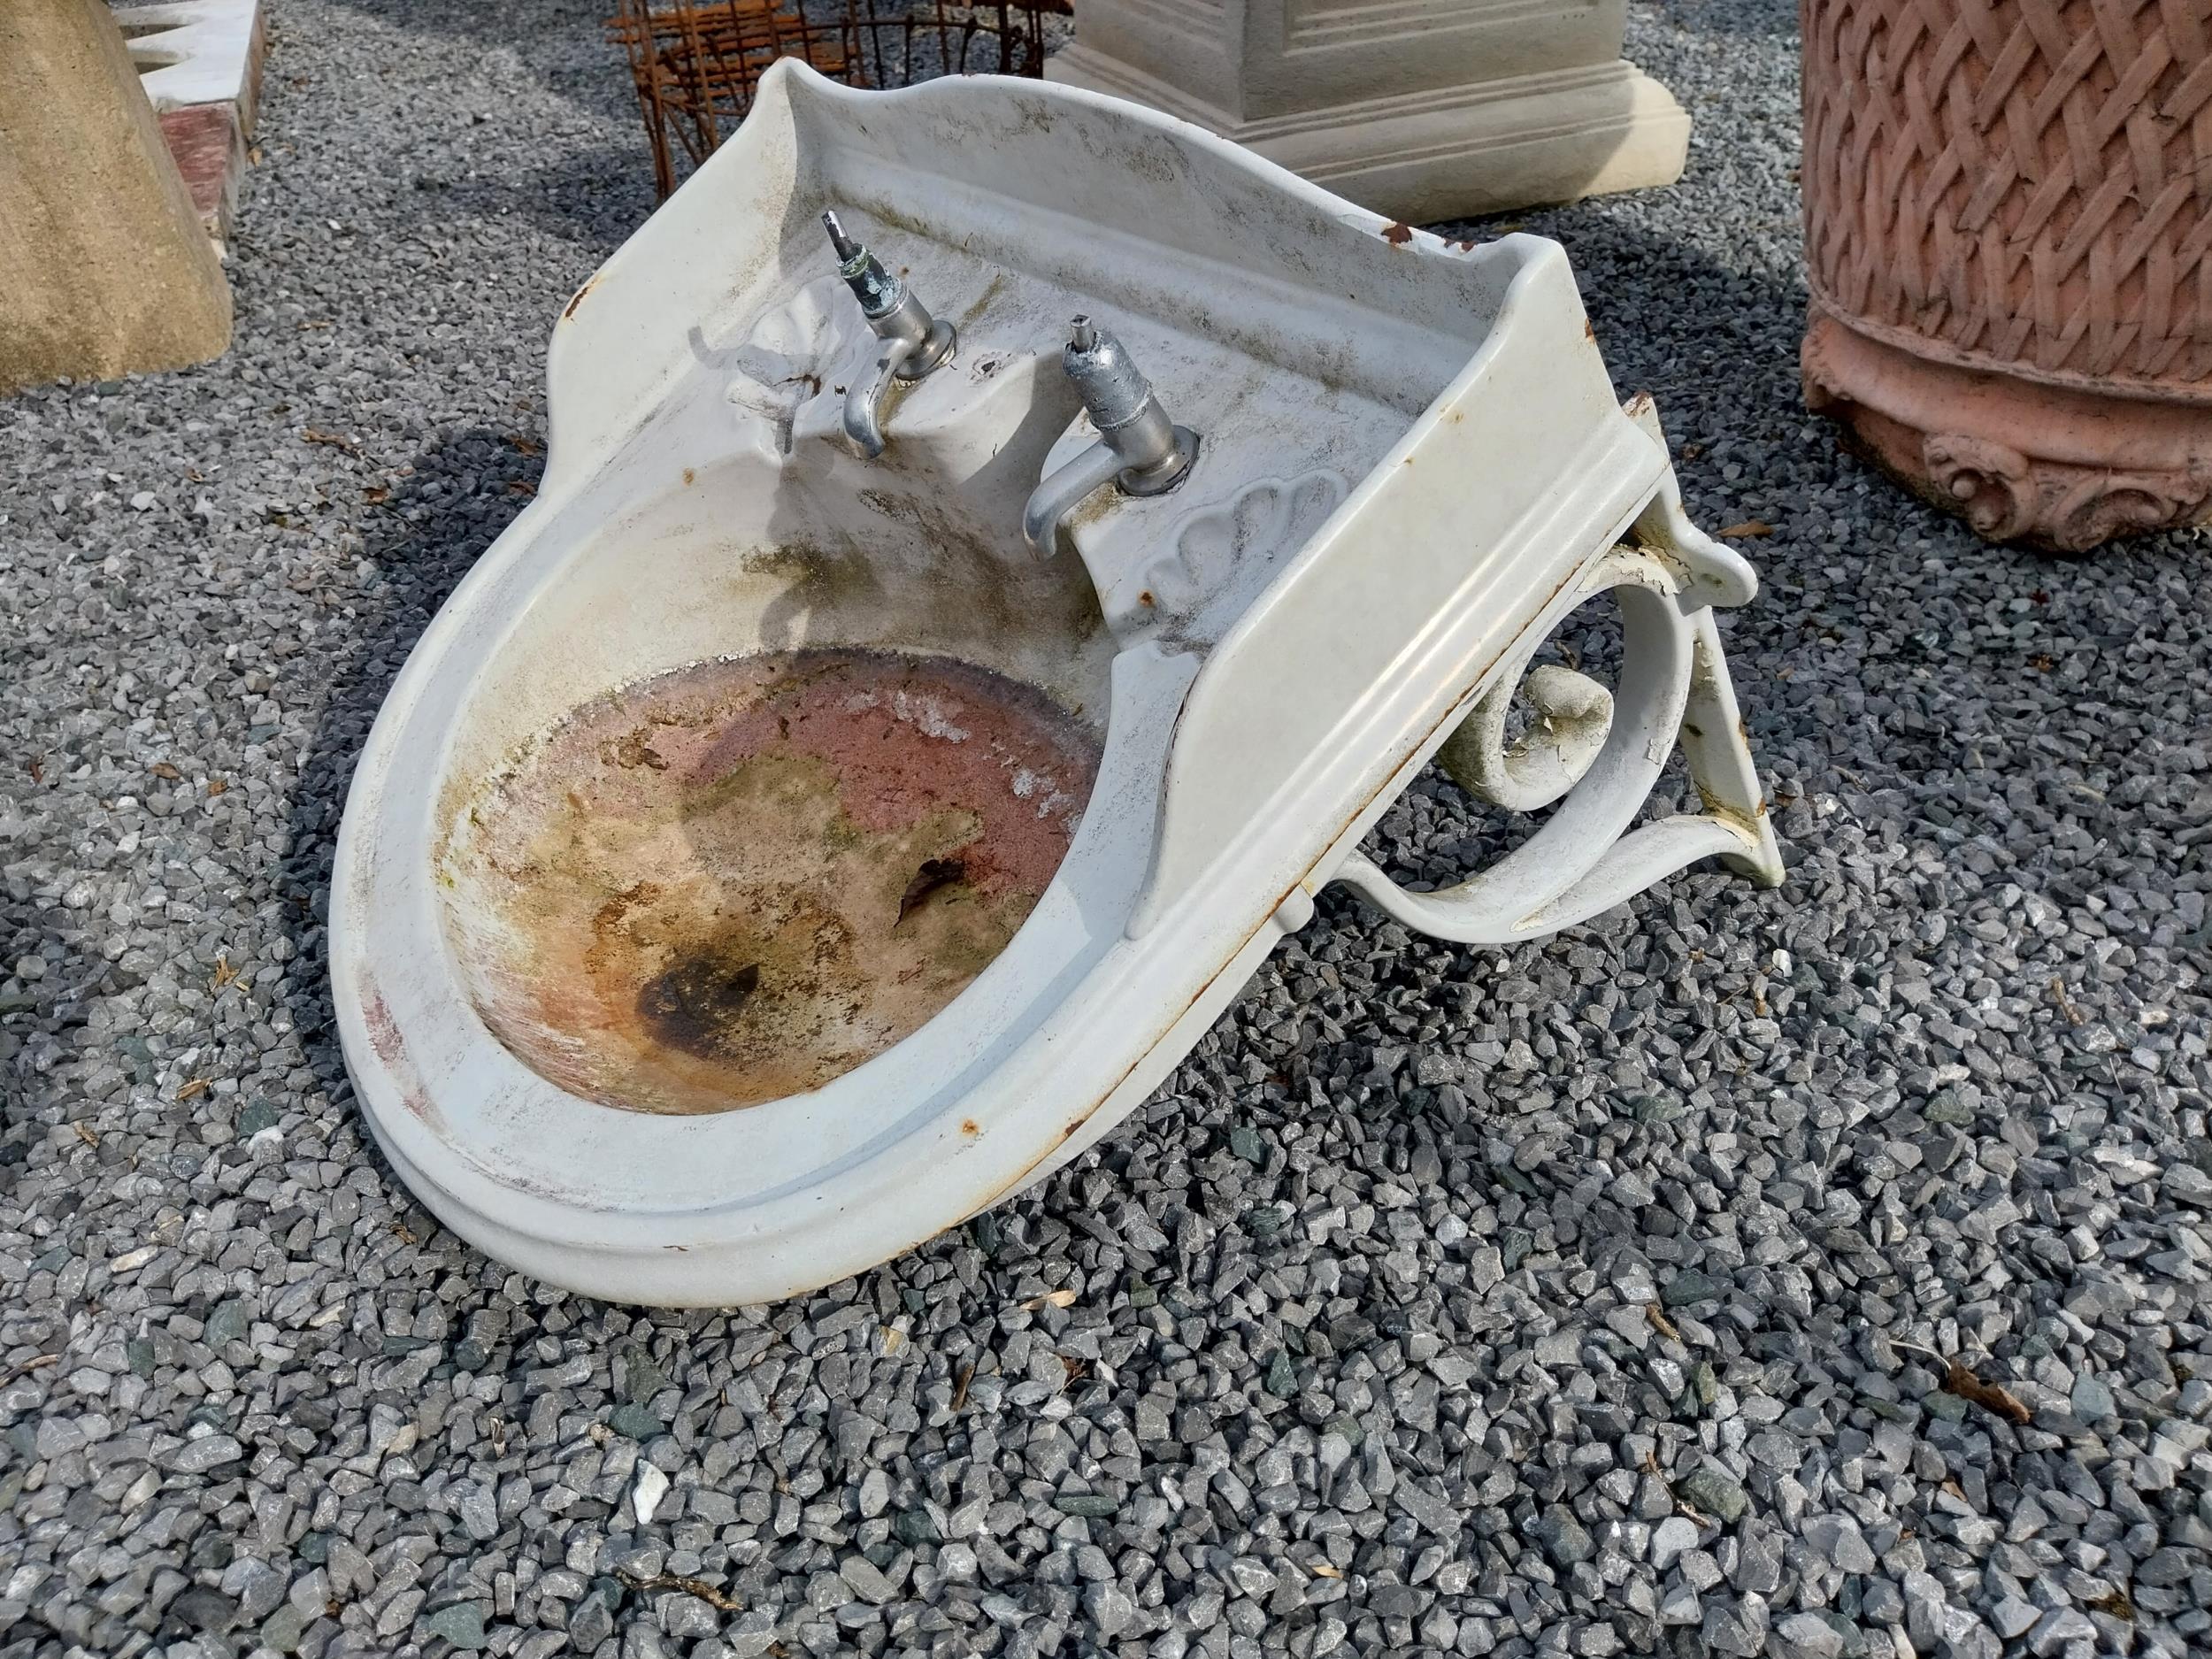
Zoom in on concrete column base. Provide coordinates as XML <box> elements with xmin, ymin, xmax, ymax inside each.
<box><xmin>0</xmin><ymin>0</ymin><xmax>232</xmax><ymax>393</ymax></box>
<box><xmin>1049</xmin><ymin>48</ymin><xmax>1686</xmax><ymax>223</ymax></box>
<box><xmin>1048</xmin><ymin>44</ymin><xmax>1672</xmax><ymax>222</ymax></box>
<box><xmin>119</xmin><ymin>0</ymin><xmax>268</xmax><ymax>243</ymax></box>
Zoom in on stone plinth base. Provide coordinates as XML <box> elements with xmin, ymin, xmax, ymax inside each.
<box><xmin>119</xmin><ymin>0</ymin><xmax>266</xmax><ymax>242</ymax></box>
<box><xmin>1049</xmin><ymin>47</ymin><xmax>1688</xmax><ymax>223</ymax></box>
<box><xmin>157</xmin><ymin>101</ymin><xmax>249</xmax><ymax>243</ymax></box>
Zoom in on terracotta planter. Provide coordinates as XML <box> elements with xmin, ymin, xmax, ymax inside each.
<box><xmin>1799</xmin><ymin>0</ymin><xmax>2212</xmax><ymax>552</ymax></box>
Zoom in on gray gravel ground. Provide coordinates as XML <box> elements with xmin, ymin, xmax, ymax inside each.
<box><xmin>4</xmin><ymin>2</ymin><xmax>2210</xmax><ymax>1656</ymax></box>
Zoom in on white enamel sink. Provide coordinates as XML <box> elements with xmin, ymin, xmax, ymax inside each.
<box><xmin>331</xmin><ymin>63</ymin><xmax>1782</xmax><ymax>1305</ymax></box>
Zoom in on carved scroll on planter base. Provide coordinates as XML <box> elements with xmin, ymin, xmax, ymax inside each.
<box><xmin>1804</xmin><ymin>317</ymin><xmax>2212</xmax><ymax>556</ymax></box>
<box><xmin>1799</xmin><ymin>0</ymin><xmax>2212</xmax><ymax>555</ymax></box>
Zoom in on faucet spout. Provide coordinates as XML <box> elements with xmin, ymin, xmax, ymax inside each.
<box><xmin>824</xmin><ymin>209</ymin><xmax>956</xmax><ymax>457</ymax></box>
<box><xmin>1022</xmin><ymin>316</ymin><xmax>1201</xmax><ymax>557</ymax></box>
<box><xmin>844</xmin><ymin>334</ymin><xmax>918</xmax><ymax>459</ymax></box>
<box><xmin>1022</xmin><ymin>440</ymin><xmax>1128</xmax><ymax>557</ymax></box>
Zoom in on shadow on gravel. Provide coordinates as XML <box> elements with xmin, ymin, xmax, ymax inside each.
<box><xmin>1647</xmin><ymin>0</ymin><xmax>1799</xmax><ymax>37</ymax></box>
<box><xmin>393</xmin><ymin>142</ymin><xmax>657</xmax><ymax>256</ymax></box>
<box><xmin>0</xmin><ymin>890</ymin><xmax>105</xmax><ymax>1198</ymax></box>
<box><xmin>273</xmin><ymin>427</ymin><xmax>542</xmax><ymax>1139</ymax></box>
<box><xmin>322</xmin><ymin>0</ymin><xmax>643</xmax><ymax>124</ymax></box>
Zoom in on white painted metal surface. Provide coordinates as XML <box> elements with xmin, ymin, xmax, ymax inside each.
<box><xmin>330</xmin><ymin>62</ymin><xmax>1782</xmax><ymax>1306</ymax></box>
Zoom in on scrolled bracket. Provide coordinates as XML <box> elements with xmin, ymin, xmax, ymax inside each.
<box><xmin>1439</xmin><ymin>661</ymin><xmax>1613</xmax><ymax>814</ymax></box>
<box><xmin>1332</xmin><ymin>488</ymin><xmax>1784</xmax><ymax>947</ymax></box>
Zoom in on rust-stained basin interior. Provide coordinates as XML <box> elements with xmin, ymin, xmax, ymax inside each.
<box><xmin>439</xmin><ymin>646</ymin><xmax>1103</xmax><ymax>1115</ymax></box>
<box><xmin>426</xmin><ymin>434</ymin><xmax>1118</xmax><ymax>1118</ymax></box>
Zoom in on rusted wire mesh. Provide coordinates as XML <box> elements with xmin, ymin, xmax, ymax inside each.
<box><xmin>608</xmin><ymin>0</ymin><xmax>1073</xmax><ymax>198</ymax></box>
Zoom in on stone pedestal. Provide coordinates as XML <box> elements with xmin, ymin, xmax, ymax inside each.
<box><xmin>1046</xmin><ymin>0</ymin><xmax>1690</xmax><ymax>223</ymax></box>
<box><xmin>0</xmin><ymin>0</ymin><xmax>232</xmax><ymax>393</ymax></box>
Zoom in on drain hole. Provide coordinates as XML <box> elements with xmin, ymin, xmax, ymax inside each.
<box><xmin>895</xmin><ymin>856</ymin><xmax>969</xmax><ymax>928</ymax></box>
<box><xmin>637</xmin><ymin>956</ymin><xmax>762</xmax><ymax>1059</ymax></box>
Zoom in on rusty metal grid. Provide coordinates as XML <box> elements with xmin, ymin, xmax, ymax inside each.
<box><xmin>608</xmin><ymin>0</ymin><xmax>1073</xmax><ymax>198</ymax></box>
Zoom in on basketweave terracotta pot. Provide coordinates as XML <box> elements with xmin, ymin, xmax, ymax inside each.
<box><xmin>1799</xmin><ymin>0</ymin><xmax>2212</xmax><ymax>553</ymax></box>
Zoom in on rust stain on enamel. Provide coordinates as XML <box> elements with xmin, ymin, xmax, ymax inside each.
<box><xmin>437</xmin><ymin>648</ymin><xmax>1101</xmax><ymax>1116</ymax></box>
<box><xmin>360</xmin><ymin>979</ymin><xmax>441</xmax><ymax>1125</ymax></box>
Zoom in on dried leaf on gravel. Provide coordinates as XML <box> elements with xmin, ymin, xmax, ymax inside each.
<box><xmin>301</xmin><ymin>428</ymin><xmax>357</xmax><ymax>452</ymax></box>
<box><xmin>1943</xmin><ymin>1357</ymin><xmax>2032</xmax><ymax>1425</ymax></box>
<box><xmin>618</xmin><ymin>1571</ymin><xmax>741</xmax><ymax>1610</ymax></box>
<box><xmin>175</xmin><ymin>1078</ymin><xmax>211</xmax><ymax>1102</ymax></box>
<box><xmin>2050</xmin><ymin>976</ymin><xmax>2085</xmax><ymax>1025</ymax></box>
<box><xmin>1021</xmin><ymin>1287</ymin><xmax>1078</xmax><ymax>1311</ymax></box>
<box><xmin>2085</xmin><ymin>1587</ymin><xmax>2134</xmax><ymax>1621</ymax></box>
<box><xmin>1890</xmin><ymin>1337</ymin><xmax>2032</xmax><ymax>1425</ymax></box>
<box><xmin>1716</xmin><ymin>519</ymin><xmax>1773</xmax><ymax>537</ymax></box>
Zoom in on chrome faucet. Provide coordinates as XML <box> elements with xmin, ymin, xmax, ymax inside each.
<box><xmin>823</xmin><ymin>210</ymin><xmax>956</xmax><ymax>457</ymax></box>
<box><xmin>1023</xmin><ymin>316</ymin><xmax>1201</xmax><ymax>557</ymax></box>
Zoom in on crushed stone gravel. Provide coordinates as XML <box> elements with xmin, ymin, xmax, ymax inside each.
<box><xmin>3</xmin><ymin>2</ymin><xmax>2208</xmax><ymax>1656</ymax></box>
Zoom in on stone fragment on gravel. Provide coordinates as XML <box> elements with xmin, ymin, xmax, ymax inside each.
<box><xmin>1533</xmin><ymin>1502</ymin><xmax>1595</xmax><ymax>1566</ymax></box>
<box><xmin>1674</xmin><ymin>1463</ymin><xmax>1750</xmax><ymax>1524</ymax></box>
<box><xmin>1804</xmin><ymin>1512</ymin><xmax>1877</xmax><ymax>1573</ymax></box>
<box><xmin>423</xmin><ymin>1601</ymin><xmax>487</xmax><ymax>1649</ymax></box>
<box><xmin>1773</xmin><ymin>1610</ymin><xmax>1845</xmax><ymax>1659</ymax></box>
<box><xmin>1649</xmin><ymin>1515</ymin><xmax>1699</xmax><ymax>1571</ymax></box>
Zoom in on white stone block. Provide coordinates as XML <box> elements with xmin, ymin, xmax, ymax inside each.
<box><xmin>1048</xmin><ymin>0</ymin><xmax>1689</xmax><ymax>221</ymax></box>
